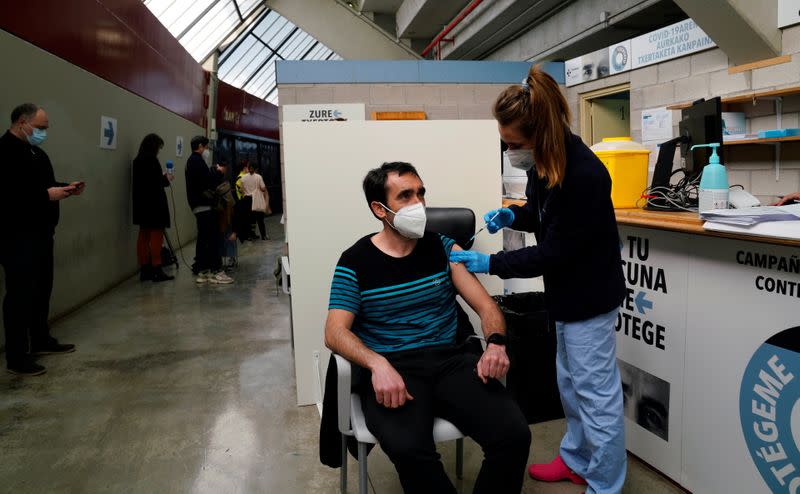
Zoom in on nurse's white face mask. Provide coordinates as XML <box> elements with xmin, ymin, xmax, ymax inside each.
<box><xmin>379</xmin><ymin>202</ymin><xmax>426</xmax><ymax>239</ymax></box>
<box><xmin>504</xmin><ymin>149</ymin><xmax>535</xmax><ymax>171</ymax></box>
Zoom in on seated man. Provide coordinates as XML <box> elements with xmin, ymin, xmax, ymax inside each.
<box><xmin>324</xmin><ymin>162</ymin><xmax>531</xmax><ymax>494</ymax></box>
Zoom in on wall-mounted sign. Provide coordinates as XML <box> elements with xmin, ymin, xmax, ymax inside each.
<box><xmin>565</xmin><ymin>19</ymin><xmax>716</xmax><ymax>87</ymax></box>
<box><xmin>779</xmin><ymin>0</ymin><xmax>800</xmax><ymax>28</ymax></box>
<box><xmin>609</xmin><ymin>40</ymin><xmax>632</xmax><ymax>75</ymax></box>
<box><xmin>176</xmin><ymin>136</ymin><xmax>184</xmax><ymax>157</ymax></box>
<box><xmin>100</xmin><ymin>116</ymin><xmax>117</xmax><ymax>150</ymax></box>
<box><xmin>282</xmin><ymin>103</ymin><xmax>365</xmax><ymax>122</ymax></box>
<box><xmin>631</xmin><ymin>19</ymin><xmax>715</xmax><ymax>70</ymax></box>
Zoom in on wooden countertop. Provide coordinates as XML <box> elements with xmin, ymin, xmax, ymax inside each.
<box><xmin>501</xmin><ymin>199</ymin><xmax>800</xmax><ymax>247</ymax></box>
<box><xmin>616</xmin><ymin>208</ymin><xmax>800</xmax><ymax>247</ymax></box>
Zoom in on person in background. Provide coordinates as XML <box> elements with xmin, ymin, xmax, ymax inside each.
<box><xmin>185</xmin><ymin>136</ymin><xmax>233</xmax><ymax>285</ymax></box>
<box><xmin>774</xmin><ymin>192</ymin><xmax>800</xmax><ymax>205</ymax></box>
<box><xmin>132</xmin><ymin>133</ymin><xmax>174</xmax><ymax>282</ymax></box>
<box><xmin>450</xmin><ymin>65</ymin><xmax>627</xmax><ymax>494</ymax></box>
<box><xmin>241</xmin><ymin>162</ymin><xmax>271</xmax><ymax>240</ymax></box>
<box><xmin>0</xmin><ymin>103</ymin><xmax>82</xmax><ymax>376</ymax></box>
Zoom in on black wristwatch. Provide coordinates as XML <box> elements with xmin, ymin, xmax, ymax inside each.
<box><xmin>486</xmin><ymin>333</ymin><xmax>507</xmax><ymax>346</ymax></box>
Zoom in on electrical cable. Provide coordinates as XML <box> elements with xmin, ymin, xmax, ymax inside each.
<box><xmin>166</xmin><ymin>181</ymin><xmax>192</xmax><ymax>269</ymax></box>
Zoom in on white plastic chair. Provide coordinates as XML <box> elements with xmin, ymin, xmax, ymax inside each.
<box><xmin>333</xmin><ymin>354</ymin><xmax>464</xmax><ymax>494</ymax></box>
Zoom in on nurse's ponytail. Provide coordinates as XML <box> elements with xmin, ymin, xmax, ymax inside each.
<box><xmin>493</xmin><ymin>65</ymin><xmax>570</xmax><ymax>188</ymax></box>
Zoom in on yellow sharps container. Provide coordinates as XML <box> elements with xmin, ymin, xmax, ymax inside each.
<box><xmin>590</xmin><ymin>137</ymin><xmax>650</xmax><ymax>209</ymax></box>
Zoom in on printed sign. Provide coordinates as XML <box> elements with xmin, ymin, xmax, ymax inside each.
<box><xmin>642</xmin><ymin>107</ymin><xmax>673</xmax><ymax>142</ymax></box>
<box><xmin>100</xmin><ymin>116</ymin><xmax>117</xmax><ymax>150</ymax></box>
<box><xmin>739</xmin><ymin>327</ymin><xmax>799</xmax><ymax>493</ymax></box>
<box><xmin>631</xmin><ymin>19</ymin><xmax>715</xmax><ymax>70</ymax></box>
<box><xmin>609</xmin><ymin>40</ymin><xmax>632</xmax><ymax>75</ymax></box>
<box><xmin>282</xmin><ymin>104</ymin><xmax>365</xmax><ymax>123</ymax></box>
<box><xmin>779</xmin><ymin>0</ymin><xmax>800</xmax><ymax>28</ymax></box>
<box><xmin>176</xmin><ymin>136</ymin><xmax>184</xmax><ymax>157</ymax></box>
<box><xmin>565</xmin><ymin>19</ymin><xmax>716</xmax><ymax>86</ymax></box>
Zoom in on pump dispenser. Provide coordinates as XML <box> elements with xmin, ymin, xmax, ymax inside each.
<box><xmin>694</xmin><ymin>143</ymin><xmax>728</xmax><ymax>212</ymax></box>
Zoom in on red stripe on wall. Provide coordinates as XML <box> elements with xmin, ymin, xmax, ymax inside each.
<box><xmin>0</xmin><ymin>0</ymin><xmax>206</xmax><ymax>126</ymax></box>
<box><xmin>216</xmin><ymin>81</ymin><xmax>279</xmax><ymax>141</ymax></box>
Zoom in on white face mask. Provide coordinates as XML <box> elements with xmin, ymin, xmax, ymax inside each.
<box><xmin>504</xmin><ymin>149</ymin><xmax>534</xmax><ymax>171</ymax></box>
<box><xmin>380</xmin><ymin>202</ymin><xmax>426</xmax><ymax>239</ymax></box>
<box><xmin>201</xmin><ymin>148</ymin><xmax>211</xmax><ymax>164</ymax></box>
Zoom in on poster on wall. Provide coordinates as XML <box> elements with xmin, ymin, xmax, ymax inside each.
<box><xmin>616</xmin><ymin>226</ymin><xmax>689</xmax><ymax>479</ymax></box>
<box><xmin>282</xmin><ymin>103</ymin><xmax>365</xmax><ymax>122</ymax></box>
<box><xmin>641</xmin><ymin>107</ymin><xmax>673</xmax><ymax>142</ymax></box>
<box><xmin>176</xmin><ymin>136</ymin><xmax>184</xmax><ymax>157</ymax></box>
<box><xmin>99</xmin><ymin>116</ymin><xmax>117</xmax><ymax>150</ymax></box>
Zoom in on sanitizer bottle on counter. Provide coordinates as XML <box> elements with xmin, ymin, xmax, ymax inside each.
<box><xmin>694</xmin><ymin>143</ymin><xmax>728</xmax><ymax>212</ymax></box>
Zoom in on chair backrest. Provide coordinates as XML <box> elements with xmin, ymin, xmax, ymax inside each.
<box><xmin>425</xmin><ymin>207</ymin><xmax>475</xmax><ymax>250</ymax></box>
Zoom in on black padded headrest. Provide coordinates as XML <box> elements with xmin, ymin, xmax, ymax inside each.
<box><xmin>425</xmin><ymin>207</ymin><xmax>476</xmax><ymax>250</ymax></box>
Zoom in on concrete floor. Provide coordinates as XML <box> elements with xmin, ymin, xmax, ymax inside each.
<box><xmin>0</xmin><ymin>217</ymin><xmax>685</xmax><ymax>493</ymax></box>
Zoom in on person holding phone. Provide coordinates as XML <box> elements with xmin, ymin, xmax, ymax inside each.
<box><xmin>0</xmin><ymin>103</ymin><xmax>83</xmax><ymax>376</ymax></box>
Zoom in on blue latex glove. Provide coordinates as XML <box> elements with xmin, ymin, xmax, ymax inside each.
<box><xmin>484</xmin><ymin>208</ymin><xmax>515</xmax><ymax>234</ymax></box>
<box><xmin>449</xmin><ymin>250</ymin><xmax>490</xmax><ymax>274</ymax></box>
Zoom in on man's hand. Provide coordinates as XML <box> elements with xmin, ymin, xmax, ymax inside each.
<box><xmin>371</xmin><ymin>358</ymin><xmax>413</xmax><ymax>408</ymax></box>
<box><xmin>476</xmin><ymin>343</ymin><xmax>510</xmax><ymax>384</ymax></box>
<box><xmin>48</xmin><ymin>186</ymin><xmax>74</xmax><ymax>201</ymax></box>
<box><xmin>69</xmin><ymin>181</ymin><xmax>86</xmax><ymax>195</ymax></box>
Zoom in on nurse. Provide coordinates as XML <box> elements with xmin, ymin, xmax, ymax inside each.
<box><xmin>450</xmin><ymin>65</ymin><xmax>627</xmax><ymax>494</ymax></box>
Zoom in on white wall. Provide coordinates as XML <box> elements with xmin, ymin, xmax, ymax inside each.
<box><xmin>283</xmin><ymin>120</ymin><xmax>504</xmax><ymax>405</ymax></box>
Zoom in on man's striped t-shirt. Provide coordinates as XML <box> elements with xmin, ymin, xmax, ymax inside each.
<box><xmin>328</xmin><ymin>232</ymin><xmax>458</xmax><ymax>354</ymax></box>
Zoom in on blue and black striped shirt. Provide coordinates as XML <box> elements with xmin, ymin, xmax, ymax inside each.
<box><xmin>328</xmin><ymin>232</ymin><xmax>458</xmax><ymax>354</ymax></box>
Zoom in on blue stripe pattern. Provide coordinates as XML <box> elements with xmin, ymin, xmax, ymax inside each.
<box><xmin>328</xmin><ymin>235</ymin><xmax>459</xmax><ymax>353</ymax></box>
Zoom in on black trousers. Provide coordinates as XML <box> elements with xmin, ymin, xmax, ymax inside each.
<box><xmin>359</xmin><ymin>346</ymin><xmax>531</xmax><ymax>494</ymax></box>
<box><xmin>1</xmin><ymin>234</ymin><xmax>56</xmax><ymax>365</ymax></box>
<box><xmin>194</xmin><ymin>210</ymin><xmax>221</xmax><ymax>273</ymax></box>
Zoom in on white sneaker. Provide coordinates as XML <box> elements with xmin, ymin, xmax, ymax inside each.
<box><xmin>210</xmin><ymin>271</ymin><xmax>234</xmax><ymax>284</ymax></box>
<box><xmin>195</xmin><ymin>271</ymin><xmax>211</xmax><ymax>284</ymax></box>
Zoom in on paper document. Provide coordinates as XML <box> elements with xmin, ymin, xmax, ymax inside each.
<box><xmin>703</xmin><ymin>220</ymin><xmax>800</xmax><ymax>241</ymax></box>
<box><xmin>699</xmin><ymin>203</ymin><xmax>800</xmax><ymax>226</ymax></box>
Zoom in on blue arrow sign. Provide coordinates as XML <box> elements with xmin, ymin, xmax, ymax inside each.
<box><xmin>635</xmin><ymin>291</ymin><xmax>653</xmax><ymax>314</ymax></box>
<box><xmin>104</xmin><ymin>121</ymin><xmax>115</xmax><ymax>145</ymax></box>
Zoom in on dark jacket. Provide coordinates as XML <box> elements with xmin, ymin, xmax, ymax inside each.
<box><xmin>0</xmin><ymin>130</ymin><xmax>64</xmax><ymax>235</ymax></box>
<box><xmin>489</xmin><ymin>131</ymin><xmax>626</xmax><ymax>322</ymax></box>
<box><xmin>132</xmin><ymin>155</ymin><xmax>170</xmax><ymax>228</ymax></box>
<box><xmin>185</xmin><ymin>152</ymin><xmax>221</xmax><ymax>211</ymax></box>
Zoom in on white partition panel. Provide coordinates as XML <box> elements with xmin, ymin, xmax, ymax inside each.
<box><xmin>283</xmin><ymin>120</ymin><xmax>503</xmax><ymax>405</ymax></box>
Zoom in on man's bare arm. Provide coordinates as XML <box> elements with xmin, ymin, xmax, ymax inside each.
<box><xmin>325</xmin><ymin>309</ymin><xmax>413</xmax><ymax>408</ymax></box>
<box><xmin>449</xmin><ymin>244</ymin><xmax>510</xmax><ymax>383</ymax></box>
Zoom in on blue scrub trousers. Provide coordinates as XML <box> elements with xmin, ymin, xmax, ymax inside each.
<box><xmin>556</xmin><ymin>307</ymin><xmax>626</xmax><ymax>494</ymax></box>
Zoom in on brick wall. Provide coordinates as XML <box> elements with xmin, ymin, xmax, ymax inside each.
<box><xmin>565</xmin><ymin>24</ymin><xmax>800</xmax><ymax>205</ymax></box>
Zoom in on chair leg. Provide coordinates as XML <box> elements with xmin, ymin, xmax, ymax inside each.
<box><xmin>456</xmin><ymin>438</ymin><xmax>464</xmax><ymax>479</ymax></box>
<box><xmin>341</xmin><ymin>435</ymin><xmax>348</xmax><ymax>493</ymax></box>
<box><xmin>358</xmin><ymin>442</ymin><xmax>368</xmax><ymax>494</ymax></box>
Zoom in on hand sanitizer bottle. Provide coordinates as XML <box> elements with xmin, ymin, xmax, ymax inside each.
<box><xmin>694</xmin><ymin>143</ymin><xmax>728</xmax><ymax>212</ymax></box>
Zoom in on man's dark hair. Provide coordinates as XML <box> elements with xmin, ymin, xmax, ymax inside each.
<box><xmin>190</xmin><ymin>135</ymin><xmax>209</xmax><ymax>151</ymax></box>
<box><xmin>136</xmin><ymin>133</ymin><xmax>164</xmax><ymax>160</ymax></box>
<box><xmin>11</xmin><ymin>103</ymin><xmax>39</xmax><ymax>124</ymax></box>
<box><xmin>362</xmin><ymin>162</ymin><xmax>420</xmax><ymax>215</ymax></box>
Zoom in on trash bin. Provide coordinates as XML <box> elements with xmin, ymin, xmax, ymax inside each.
<box><xmin>493</xmin><ymin>292</ymin><xmax>564</xmax><ymax>424</ymax></box>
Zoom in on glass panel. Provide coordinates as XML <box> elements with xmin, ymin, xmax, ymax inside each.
<box><xmin>144</xmin><ymin>0</ymin><xmax>215</xmax><ymax>38</ymax></box>
<box><xmin>182</xmin><ymin>1</ymin><xmax>240</xmax><ymax>61</ymax></box>
<box><xmin>219</xmin><ymin>36</ymin><xmax>269</xmax><ymax>86</ymax></box>
<box><xmin>236</xmin><ymin>0</ymin><xmax>260</xmax><ymax>18</ymax></box>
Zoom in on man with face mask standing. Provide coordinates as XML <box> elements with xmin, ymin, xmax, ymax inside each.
<box><xmin>0</xmin><ymin>103</ymin><xmax>83</xmax><ymax>375</ymax></box>
<box><xmin>185</xmin><ymin>135</ymin><xmax>233</xmax><ymax>284</ymax></box>
<box><xmin>324</xmin><ymin>162</ymin><xmax>530</xmax><ymax>493</ymax></box>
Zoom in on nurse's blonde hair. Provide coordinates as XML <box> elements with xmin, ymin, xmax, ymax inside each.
<box><xmin>493</xmin><ymin>65</ymin><xmax>570</xmax><ymax>188</ymax></box>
